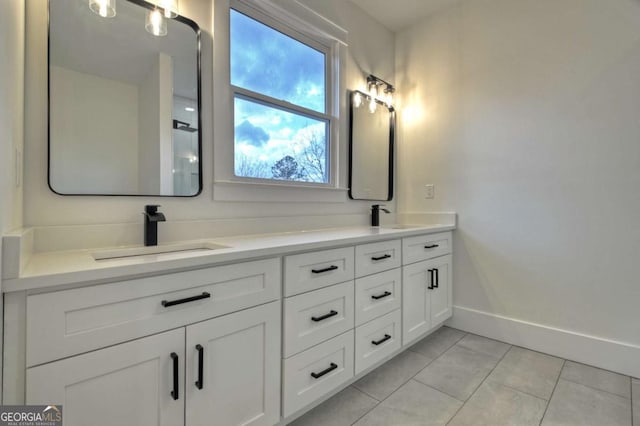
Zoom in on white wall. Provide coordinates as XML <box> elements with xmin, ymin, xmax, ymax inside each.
<box><xmin>49</xmin><ymin>66</ymin><xmax>139</xmax><ymax>194</ymax></box>
<box><xmin>396</xmin><ymin>0</ymin><xmax>640</xmax><ymax>376</ymax></box>
<box><xmin>23</xmin><ymin>0</ymin><xmax>395</xmax><ymax>228</ymax></box>
<box><xmin>0</xmin><ymin>0</ymin><xmax>25</xmax><ymax>400</ymax></box>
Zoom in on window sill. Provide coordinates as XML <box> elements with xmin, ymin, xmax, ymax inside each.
<box><xmin>212</xmin><ymin>180</ymin><xmax>349</xmax><ymax>203</ymax></box>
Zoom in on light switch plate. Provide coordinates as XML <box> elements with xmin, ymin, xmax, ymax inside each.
<box><xmin>424</xmin><ymin>184</ymin><xmax>434</xmax><ymax>199</ymax></box>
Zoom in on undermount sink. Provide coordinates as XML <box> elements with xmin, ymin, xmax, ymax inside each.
<box><xmin>379</xmin><ymin>224</ymin><xmax>422</xmax><ymax>230</ymax></box>
<box><xmin>92</xmin><ymin>241</ymin><xmax>229</xmax><ymax>261</ymax></box>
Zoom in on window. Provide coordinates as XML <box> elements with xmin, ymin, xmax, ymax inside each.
<box><xmin>230</xmin><ymin>7</ymin><xmax>331</xmax><ymax>184</ymax></box>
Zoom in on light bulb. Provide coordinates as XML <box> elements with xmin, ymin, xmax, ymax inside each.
<box><xmin>146</xmin><ymin>9</ymin><xmax>167</xmax><ymax>37</ymax></box>
<box><xmin>369</xmin><ymin>98</ymin><xmax>377</xmax><ymax>114</ymax></box>
<box><xmin>369</xmin><ymin>83</ymin><xmax>378</xmax><ymax>99</ymax></box>
<box><xmin>89</xmin><ymin>0</ymin><xmax>116</xmax><ymax>18</ymax></box>
<box><xmin>386</xmin><ymin>92</ymin><xmax>393</xmax><ymax>107</ymax></box>
<box><xmin>353</xmin><ymin>92</ymin><xmax>362</xmax><ymax>108</ymax></box>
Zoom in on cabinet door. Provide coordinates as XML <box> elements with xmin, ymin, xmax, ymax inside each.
<box><xmin>402</xmin><ymin>260</ymin><xmax>432</xmax><ymax>346</ymax></box>
<box><xmin>186</xmin><ymin>301</ymin><xmax>281</xmax><ymax>426</ymax></box>
<box><xmin>431</xmin><ymin>255</ymin><xmax>453</xmax><ymax>325</ymax></box>
<box><xmin>26</xmin><ymin>328</ymin><xmax>185</xmax><ymax>426</ymax></box>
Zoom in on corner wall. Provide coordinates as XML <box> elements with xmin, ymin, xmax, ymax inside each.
<box><xmin>396</xmin><ymin>0</ymin><xmax>640</xmax><ymax>377</ymax></box>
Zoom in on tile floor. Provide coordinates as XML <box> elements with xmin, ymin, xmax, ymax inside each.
<box><xmin>290</xmin><ymin>327</ymin><xmax>638</xmax><ymax>426</ymax></box>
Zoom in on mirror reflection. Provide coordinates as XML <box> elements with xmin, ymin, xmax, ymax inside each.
<box><xmin>48</xmin><ymin>0</ymin><xmax>201</xmax><ymax>196</ymax></box>
<box><xmin>349</xmin><ymin>90</ymin><xmax>394</xmax><ymax>201</ymax></box>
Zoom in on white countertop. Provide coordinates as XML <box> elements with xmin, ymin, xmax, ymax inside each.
<box><xmin>2</xmin><ymin>224</ymin><xmax>455</xmax><ymax>293</ymax></box>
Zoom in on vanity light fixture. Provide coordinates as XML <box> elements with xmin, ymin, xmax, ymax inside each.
<box><xmin>354</xmin><ymin>74</ymin><xmax>395</xmax><ymax>113</ymax></box>
<box><xmin>185</xmin><ymin>107</ymin><xmax>195</xmax><ymax>112</ymax></box>
<box><xmin>145</xmin><ymin>8</ymin><xmax>167</xmax><ymax>36</ymax></box>
<box><xmin>144</xmin><ymin>0</ymin><xmax>179</xmax><ymax>37</ymax></box>
<box><xmin>89</xmin><ymin>0</ymin><xmax>116</xmax><ymax>18</ymax></box>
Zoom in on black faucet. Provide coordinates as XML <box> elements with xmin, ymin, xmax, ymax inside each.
<box><xmin>143</xmin><ymin>205</ymin><xmax>166</xmax><ymax>246</ymax></box>
<box><xmin>371</xmin><ymin>204</ymin><xmax>391</xmax><ymax>227</ymax></box>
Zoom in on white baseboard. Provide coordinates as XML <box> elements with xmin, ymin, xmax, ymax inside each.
<box><xmin>446</xmin><ymin>305</ymin><xmax>640</xmax><ymax>379</ymax></box>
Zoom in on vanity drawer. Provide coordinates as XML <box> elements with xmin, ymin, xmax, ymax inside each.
<box><xmin>284</xmin><ymin>281</ymin><xmax>354</xmax><ymax>357</ymax></box>
<box><xmin>26</xmin><ymin>258</ymin><xmax>281</xmax><ymax>367</ymax></box>
<box><xmin>355</xmin><ymin>268</ymin><xmax>401</xmax><ymax>326</ymax></box>
<box><xmin>355</xmin><ymin>239</ymin><xmax>401</xmax><ymax>278</ymax></box>
<box><xmin>355</xmin><ymin>309</ymin><xmax>401</xmax><ymax>375</ymax></box>
<box><xmin>283</xmin><ymin>330</ymin><xmax>354</xmax><ymax>418</ymax></box>
<box><xmin>402</xmin><ymin>232</ymin><xmax>452</xmax><ymax>265</ymax></box>
<box><xmin>284</xmin><ymin>247</ymin><xmax>354</xmax><ymax>297</ymax></box>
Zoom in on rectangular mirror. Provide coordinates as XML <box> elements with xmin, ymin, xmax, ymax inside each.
<box><xmin>348</xmin><ymin>90</ymin><xmax>394</xmax><ymax>201</ymax></box>
<box><xmin>48</xmin><ymin>0</ymin><xmax>202</xmax><ymax>196</ymax></box>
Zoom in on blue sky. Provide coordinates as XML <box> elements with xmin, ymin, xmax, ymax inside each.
<box><xmin>230</xmin><ymin>9</ymin><xmax>328</xmax><ymax>181</ymax></box>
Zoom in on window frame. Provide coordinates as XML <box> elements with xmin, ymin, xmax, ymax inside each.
<box><xmin>213</xmin><ymin>0</ymin><xmax>347</xmax><ymax>202</ymax></box>
<box><xmin>229</xmin><ymin>1</ymin><xmax>335</xmax><ymax>187</ymax></box>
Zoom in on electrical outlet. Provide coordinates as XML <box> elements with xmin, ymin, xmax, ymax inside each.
<box><xmin>424</xmin><ymin>184</ymin><xmax>435</xmax><ymax>199</ymax></box>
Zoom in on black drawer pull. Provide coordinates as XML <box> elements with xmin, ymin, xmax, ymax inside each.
<box><xmin>195</xmin><ymin>344</ymin><xmax>204</xmax><ymax>390</ymax></box>
<box><xmin>372</xmin><ymin>334</ymin><xmax>392</xmax><ymax>346</ymax></box>
<box><xmin>162</xmin><ymin>292</ymin><xmax>211</xmax><ymax>307</ymax></box>
<box><xmin>312</xmin><ymin>310</ymin><xmax>338</xmax><ymax>322</ymax></box>
<box><xmin>434</xmin><ymin>268</ymin><xmax>439</xmax><ymax>288</ymax></box>
<box><xmin>371</xmin><ymin>291</ymin><xmax>392</xmax><ymax>300</ymax></box>
<box><xmin>311</xmin><ymin>265</ymin><xmax>339</xmax><ymax>274</ymax></box>
<box><xmin>311</xmin><ymin>362</ymin><xmax>338</xmax><ymax>379</ymax></box>
<box><xmin>424</xmin><ymin>244</ymin><xmax>440</xmax><ymax>249</ymax></box>
<box><xmin>371</xmin><ymin>254</ymin><xmax>391</xmax><ymax>261</ymax></box>
<box><xmin>170</xmin><ymin>352</ymin><xmax>179</xmax><ymax>400</ymax></box>
<box><xmin>428</xmin><ymin>269</ymin><xmax>434</xmax><ymax>290</ymax></box>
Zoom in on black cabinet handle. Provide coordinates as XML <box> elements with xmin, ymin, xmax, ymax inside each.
<box><xmin>170</xmin><ymin>352</ymin><xmax>179</xmax><ymax>400</ymax></box>
<box><xmin>372</xmin><ymin>334</ymin><xmax>392</xmax><ymax>346</ymax></box>
<box><xmin>424</xmin><ymin>244</ymin><xmax>440</xmax><ymax>249</ymax></box>
<box><xmin>371</xmin><ymin>291</ymin><xmax>392</xmax><ymax>300</ymax></box>
<box><xmin>434</xmin><ymin>268</ymin><xmax>439</xmax><ymax>288</ymax></box>
<box><xmin>371</xmin><ymin>254</ymin><xmax>391</xmax><ymax>261</ymax></box>
<box><xmin>312</xmin><ymin>310</ymin><xmax>338</xmax><ymax>322</ymax></box>
<box><xmin>311</xmin><ymin>265</ymin><xmax>339</xmax><ymax>274</ymax></box>
<box><xmin>427</xmin><ymin>269</ymin><xmax>434</xmax><ymax>290</ymax></box>
<box><xmin>162</xmin><ymin>292</ymin><xmax>210</xmax><ymax>308</ymax></box>
<box><xmin>195</xmin><ymin>344</ymin><xmax>204</xmax><ymax>390</ymax></box>
<box><xmin>311</xmin><ymin>362</ymin><xmax>338</xmax><ymax>379</ymax></box>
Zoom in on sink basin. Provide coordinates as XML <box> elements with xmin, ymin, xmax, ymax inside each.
<box><xmin>379</xmin><ymin>224</ymin><xmax>422</xmax><ymax>230</ymax></box>
<box><xmin>92</xmin><ymin>241</ymin><xmax>229</xmax><ymax>261</ymax></box>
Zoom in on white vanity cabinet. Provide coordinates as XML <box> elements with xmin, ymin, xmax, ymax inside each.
<box><xmin>402</xmin><ymin>253</ymin><xmax>453</xmax><ymax>346</ymax></box>
<box><xmin>24</xmin><ymin>259</ymin><xmax>282</xmax><ymax>426</ymax></box>
<box><xmin>353</xmin><ymin>240</ymin><xmax>402</xmax><ymax>375</ymax></box>
<box><xmin>4</xmin><ymin>226</ymin><xmax>456</xmax><ymax>426</ymax></box>
<box><xmin>27</xmin><ymin>301</ymin><xmax>281</xmax><ymax>426</ymax></box>
<box><xmin>27</xmin><ymin>328</ymin><xmax>186</xmax><ymax>426</ymax></box>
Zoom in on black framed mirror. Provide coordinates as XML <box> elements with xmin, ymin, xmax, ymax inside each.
<box><xmin>348</xmin><ymin>90</ymin><xmax>394</xmax><ymax>201</ymax></box>
<box><xmin>48</xmin><ymin>0</ymin><xmax>202</xmax><ymax>196</ymax></box>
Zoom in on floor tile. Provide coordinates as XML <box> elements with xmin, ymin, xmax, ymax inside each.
<box><xmin>632</xmin><ymin>378</ymin><xmax>639</xmax><ymax>426</ymax></box>
<box><xmin>541</xmin><ymin>379</ymin><xmax>631</xmax><ymax>426</ymax></box>
<box><xmin>448</xmin><ymin>380</ymin><xmax>547</xmax><ymax>426</ymax></box>
<box><xmin>561</xmin><ymin>360</ymin><xmax>631</xmax><ymax>398</ymax></box>
<box><xmin>353</xmin><ymin>349</ymin><xmax>432</xmax><ymax>401</ymax></box>
<box><xmin>288</xmin><ymin>386</ymin><xmax>378</xmax><ymax>426</ymax></box>
<box><xmin>353</xmin><ymin>380</ymin><xmax>462</xmax><ymax>426</ymax></box>
<box><xmin>487</xmin><ymin>346</ymin><xmax>563</xmax><ymax>399</ymax></box>
<box><xmin>409</xmin><ymin>326</ymin><xmax>466</xmax><ymax>359</ymax></box>
<box><xmin>414</xmin><ymin>344</ymin><xmax>499</xmax><ymax>401</ymax></box>
<box><xmin>456</xmin><ymin>333</ymin><xmax>511</xmax><ymax>359</ymax></box>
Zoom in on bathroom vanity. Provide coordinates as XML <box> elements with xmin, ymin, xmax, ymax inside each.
<box><xmin>2</xmin><ymin>224</ymin><xmax>453</xmax><ymax>425</ymax></box>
